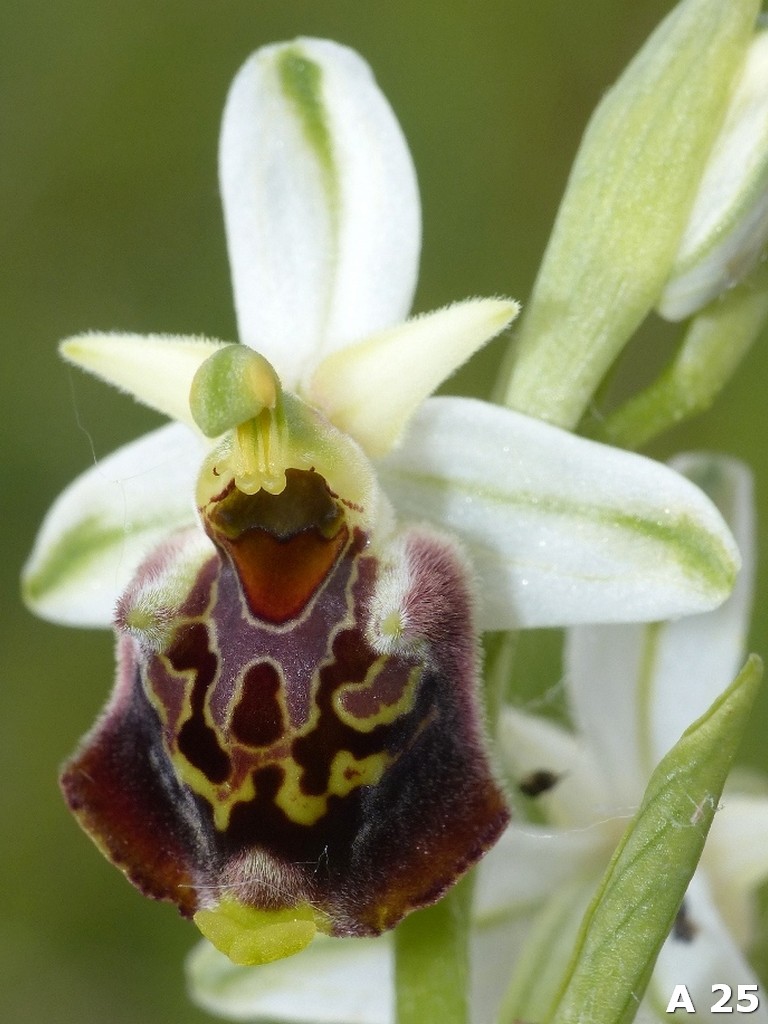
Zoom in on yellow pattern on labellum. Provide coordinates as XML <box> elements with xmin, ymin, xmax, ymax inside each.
<box><xmin>333</xmin><ymin>662</ymin><xmax>423</xmax><ymax>732</ymax></box>
<box><xmin>273</xmin><ymin>748</ymin><xmax>394</xmax><ymax>828</ymax></box>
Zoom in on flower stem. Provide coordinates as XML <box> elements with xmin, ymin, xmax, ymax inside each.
<box><xmin>591</xmin><ymin>261</ymin><xmax>768</xmax><ymax>450</ymax></box>
<box><xmin>394</xmin><ymin>873</ymin><xmax>474</xmax><ymax>1024</ymax></box>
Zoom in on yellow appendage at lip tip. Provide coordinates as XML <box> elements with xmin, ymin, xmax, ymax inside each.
<box><xmin>194</xmin><ymin>897</ymin><xmax>326</xmax><ymax>965</ymax></box>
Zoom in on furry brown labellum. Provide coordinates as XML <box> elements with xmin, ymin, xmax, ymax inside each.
<box><xmin>61</xmin><ymin>459</ymin><xmax>509</xmax><ymax>958</ymax></box>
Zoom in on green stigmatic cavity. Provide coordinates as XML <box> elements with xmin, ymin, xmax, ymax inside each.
<box><xmin>59</xmin><ymin>461</ymin><xmax>509</xmax><ymax>957</ymax></box>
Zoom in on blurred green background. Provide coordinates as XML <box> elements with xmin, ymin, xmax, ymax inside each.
<box><xmin>4</xmin><ymin>2</ymin><xmax>768</xmax><ymax>1021</ymax></box>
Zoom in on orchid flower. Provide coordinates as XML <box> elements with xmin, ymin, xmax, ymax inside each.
<box><xmin>23</xmin><ymin>37</ymin><xmax>741</xmax><ymax>971</ymax></box>
<box><xmin>185</xmin><ymin>453</ymin><xmax>765</xmax><ymax>1024</ymax></box>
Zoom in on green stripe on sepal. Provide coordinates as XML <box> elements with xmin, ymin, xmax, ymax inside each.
<box><xmin>278</xmin><ymin>48</ymin><xmax>337</xmax><ymax>215</ymax></box>
<box><xmin>379</xmin><ymin>397</ymin><xmax>741</xmax><ymax>629</ymax></box>
<box><xmin>606</xmin><ymin>505</ymin><xmax>739</xmax><ymax>602</ymax></box>
<box><xmin>23</xmin><ymin>516</ymin><xmax>134</xmax><ymax>609</ymax></box>
<box><xmin>407</xmin><ymin>475</ymin><xmax>739</xmax><ymax>598</ymax></box>
<box><xmin>547</xmin><ymin>654</ymin><xmax>763</xmax><ymax>1024</ymax></box>
<box><xmin>21</xmin><ymin>424</ymin><xmax>201</xmax><ymax>628</ymax></box>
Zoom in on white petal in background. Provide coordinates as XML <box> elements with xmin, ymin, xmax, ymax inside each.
<box><xmin>470</xmin><ymin>914</ymin><xmax>531</xmax><ymax>1024</ymax></box>
<box><xmin>379</xmin><ymin>397</ymin><xmax>739</xmax><ymax>629</ymax></box>
<box><xmin>475</xmin><ymin>823</ymin><xmax>609</xmax><ymax>923</ymax></box>
<box><xmin>220</xmin><ymin>38</ymin><xmax>420</xmax><ymax>385</ymax></box>
<box><xmin>648</xmin><ymin>454</ymin><xmax>754</xmax><ymax>764</ymax></box>
<box><xmin>705</xmin><ymin>793</ymin><xmax>768</xmax><ymax>947</ymax></box>
<box><xmin>565</xmin><ymin>623</ymin><xmax>653</xmax><ymax>809</ymax></box>
<box><xmin>644</xmin><ymin>873</ymin><xmax>768</xmax><ymax>1023</ymax></box>
<box><xmin>187</xmin><ymin>934</ymin><xmax>393</xmax><ymax>1024</ymax></box>
<box><xmin>489</xmin><ymin>878</ymin><xmax>596</xmax><ymax>1024</ymax></box>
<box><xmin>495</xmin><ymin>708</ymin><xmax>613</xmax><ymax>829</ymax></box>
<box><xmin>22</xmin><ymin>424</ymin><xmax>202</xmax><ymax>627</ymax></box>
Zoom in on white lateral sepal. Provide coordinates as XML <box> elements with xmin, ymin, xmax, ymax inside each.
<box><xmin>379</xmin><ymin>397</ymin><xmax>740</xmax><ymax>629</ymax></box>
<box><xmin>22</xmin><ymin>424</ymin><xmax>203</xmax><ymax>627</ymax></box>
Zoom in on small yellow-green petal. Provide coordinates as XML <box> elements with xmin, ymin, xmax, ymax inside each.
<box><xmin>61</xmin><ymin>332</ymin><xmax>229</xmax><ymax>430</ymax></box>
<box><xmin>309</xmin><ymin>299</ymin><xmax>518</xmax><ymax>457</ymax></box>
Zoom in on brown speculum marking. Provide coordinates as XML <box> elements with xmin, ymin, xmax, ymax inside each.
<box><xmin>60</xmin><ymin>467</ymin><xmax>510</xmax><ymax>937</ymax></box>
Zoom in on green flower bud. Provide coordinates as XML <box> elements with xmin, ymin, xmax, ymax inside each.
<box><xmin>501</xmin><ymin>0</ymin><xmax>759</xmax><ymax>429</ymax></box>
<box><xmin>659</xmin><ymin>26</ymin><xmax>768</xmax><ymax>321</ymax></box>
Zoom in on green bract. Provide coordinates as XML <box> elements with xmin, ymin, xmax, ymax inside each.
<box><xmin>500</xmin><ymin>0</ymin><xmax>759</xmax><ymax>429</ymax></box>
<box><xmin>549</xmin><ymin>656</ymin><xmax>762</xmax><ymax>1024</ymax></box>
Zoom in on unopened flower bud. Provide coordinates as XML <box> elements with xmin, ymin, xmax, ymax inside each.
<box><xmin>659</xmin><ymin>27</ymin><xmax>768</xmax><ymax>321</ymax></box>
